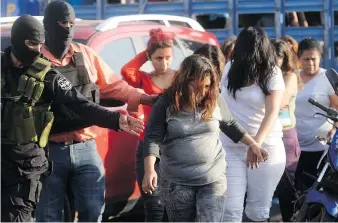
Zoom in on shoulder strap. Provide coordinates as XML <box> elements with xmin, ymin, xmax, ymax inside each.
<box><xmin>71</xmin><ymin>42</ymin><xmax>91</xmax><ymax>85</ymax></box>
<box><xmin>73</xmin><ymin>52</ymin><xmax>90</xmax><ymax>84</ymax></box>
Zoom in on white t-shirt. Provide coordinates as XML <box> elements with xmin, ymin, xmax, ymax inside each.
<box><xmin>295</xmin><ymin>68</ymin><xmax>335</xmax><ymax>152</ymax></box>
<box><xmin>221</xmin><ymin>62</ymin><xmax>285</xmax><ymax>143</ymax></box>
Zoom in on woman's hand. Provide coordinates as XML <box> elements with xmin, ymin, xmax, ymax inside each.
<box><xmin>142</xmin><ymin>169</ymin><xmax>158</xmax><ymax>194</ymax></box>
<box><xmin>246</xmin><ymin>143</ymin><xmax>269</xmax><ymax>169</ymax></box>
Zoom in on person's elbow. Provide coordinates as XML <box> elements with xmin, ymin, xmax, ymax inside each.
<box><xmin>120</xmin><ymin>65</ymin><xmax>130</xmax><ymax>79</ymax></box>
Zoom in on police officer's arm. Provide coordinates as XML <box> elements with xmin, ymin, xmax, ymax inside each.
<box><xmin>44</xmin><ymin>70</ymin><xmax>121</xmax><ymax>131</ymax></box>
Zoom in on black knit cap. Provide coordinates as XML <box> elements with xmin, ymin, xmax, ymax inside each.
<box><xmin>43</xmin><ymin>0</ymin><xmax>75</xmax><ymax>24</ymax></box>
<box><xmin>11</xmin><ymin>14</ymin><xmax>44</xmax><ymax>44</ymax></box>
<box><xmin>11</xmin><ymin>14</ymin><xmax>44</xmax><ymax>66</ymax></box>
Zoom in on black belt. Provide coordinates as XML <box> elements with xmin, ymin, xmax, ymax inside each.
<box><xmin>49</xmin><ymin>140</ymin><xmax>83</xmax><ymax>146</ymax></box>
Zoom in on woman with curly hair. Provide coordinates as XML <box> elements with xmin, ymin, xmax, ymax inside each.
<box><xmin>142</xmin><ymin>55</ymin><xmax>267</xmax><ymax>222</ymax></box>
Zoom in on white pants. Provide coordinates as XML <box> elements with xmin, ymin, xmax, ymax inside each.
<box><xmin>223</xmin><ymin>142</ymin><xmax>285</xmax><ymax>222</ymax></box>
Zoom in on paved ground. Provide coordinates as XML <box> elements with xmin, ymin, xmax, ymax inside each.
<box><xmin>270</xmin><ymin>199</ymin><xmax>283</xmax><ymax>222</ymax></box>
<box><xmin>110</xmin><ymin>199</ymin><xmax>283</xmax><ymax>222</ymax></box>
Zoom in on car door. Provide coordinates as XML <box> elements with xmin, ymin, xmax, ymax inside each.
<box><xmin>87</xmin><ymin>32</ymin><xmax>145</xmax><ymax>209</ymax></box>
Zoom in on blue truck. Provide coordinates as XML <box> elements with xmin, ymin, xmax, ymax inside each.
<box><xmin>1</xmin><ymin>0</ymin><xmax>338</xmax><ymax>69</ymax></box>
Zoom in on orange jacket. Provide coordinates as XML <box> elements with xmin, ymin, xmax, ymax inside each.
<box><xmin>42</xmin><ymin>43</ymin><xmax>144</xmax><ymax>142</ymax></box>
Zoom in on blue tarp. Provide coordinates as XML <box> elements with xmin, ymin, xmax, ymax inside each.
<box><xmin>0</xmin><ymin>0</ymin><xmax>96</xmax><ymax>17</ymax></box>
<box><xmin>1</xmin><ymin>0</ymin><xmax>40</xmax><ymax>17</ymax></box>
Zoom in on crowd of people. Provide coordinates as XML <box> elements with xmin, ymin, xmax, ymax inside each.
<box><xmin>135</xmin><ymin>27</ymin><xmax>337</xmax><ymax>222</ymax></box>
<box><xmin>1</xmin><ymin>0</ymin><xmax>337</xmax><ymax>222</ymax></box>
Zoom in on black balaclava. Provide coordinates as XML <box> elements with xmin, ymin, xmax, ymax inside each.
<box><xmin>11</xmin><ymin>14</ymin><xmax>45</xmax><ymax>66</ymax></box>
<box><xmin>44</xmin><ymin>0</ymin><xmax>75</xmax><ymax>59</ymax></box>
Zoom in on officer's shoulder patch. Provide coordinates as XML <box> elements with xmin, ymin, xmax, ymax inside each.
<box><xmin>58</xmin><ymin>76</ymin><xmax>73</xmax><ymax>91</ymax></box>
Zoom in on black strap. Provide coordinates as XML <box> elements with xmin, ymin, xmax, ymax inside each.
<box><xmin>5</xmin><ymin>70</ymin><xmax>19</xmax><ymax>96</ymax></box>
<box><xmin>71</xmin><ymin>52</ymin><xmax>91</xmax><ymax>86</ymax></box>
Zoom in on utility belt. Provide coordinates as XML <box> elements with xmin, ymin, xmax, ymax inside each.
<box><xmin>49</xmin><ymin>139</ymin><xmax>93</xmax><ymax>146</ymax></box>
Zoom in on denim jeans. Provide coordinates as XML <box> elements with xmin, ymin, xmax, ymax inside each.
<box><xmin>135</xmin><ymin>140</ymin><xmax>166</xmax><ymax>222</ymax></box>
<box><xmin>160</xmin><ymin>174</ymin><xmax>226</xmax><ymax>222</ymax></box>
<box><xmin>36</xmin><ymin>139</ymin><xmax>105</xmax><ymax>222</ymax></box>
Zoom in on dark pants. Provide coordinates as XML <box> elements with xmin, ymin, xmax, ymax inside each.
<box><xmin>135</xmin><ymin>140</ymin><xmax>166</xmax><ymax>222</ymax></box>
<box><xmin>275</xmin><ymin>128</ymin><xmax>301</xmax><ymax>222</ymax></box>
<box><xmin>36</xmin><ymin>139</ymin><xmax>105</xmax><ymax>222</ymax></box>
<box><xmin>295</xmin><ymin>150</ymin><xmax>324</xmax><ymax>190</ymax></box>
<box><xmin>160</xmin><ymin>175</ymin><xmax>227</xmax><ymax>222</ymax></box>
<box><xmin>1</xmin><ymin>143</ymin><xmax>48</xmax><ymax>222</ymax></box>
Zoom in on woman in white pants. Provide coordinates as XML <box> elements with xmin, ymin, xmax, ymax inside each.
<box><xmin>220</xmin><ymin>27</ymin><xmax>286</xmax><ymax>222</ymax></box>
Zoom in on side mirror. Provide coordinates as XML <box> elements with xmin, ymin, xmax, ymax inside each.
<box><xmin>325</xmin><ymin>68</ymin><xmax>338</xmax><ymax>95</ymax></box>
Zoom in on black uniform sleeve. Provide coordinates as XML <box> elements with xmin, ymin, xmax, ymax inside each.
<box><xmin>43</xmin><ymin>70</ymin><xmax>121</xmax><ymax>131</ymax></box>
<box><xmin>143</xmin><ymin>95</ymin><xmax>169</xmax><ymax>159</ymax></box>
<box><xmin>218</xmin><ymin>95</ymin><xmax>246</xmax><ymax>143</ymax></box>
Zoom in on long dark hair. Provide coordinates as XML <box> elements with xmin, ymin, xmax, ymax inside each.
<box><xmin>165</xmin><ymin>55</ymin><xmax>218</xmax><ymax>120</ymax></box>
<box><xmin>227</xmin><ymin>26</ymin><xmax>276</xmax><ymax>98</ymax></box>
<box><xmin>193</xmin><ymin>44</ymin><xmax>225</xmax><ymax>83</ymax></box>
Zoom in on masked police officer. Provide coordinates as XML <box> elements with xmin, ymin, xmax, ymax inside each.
<box><xmin>36</xmin><ymin>1</ymin><xmax>159</xmax><ymax>222</ymax></box>
<box><xmin>1</xmin><ymin>15</ymin><xmax>144</xmax><ymax>222</ymax></box>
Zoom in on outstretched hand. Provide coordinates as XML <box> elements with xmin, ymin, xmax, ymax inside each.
<box><xmin>119</xmin><ymin>115</ymin><xmax>144</xmax><ymax>136</ymax></box>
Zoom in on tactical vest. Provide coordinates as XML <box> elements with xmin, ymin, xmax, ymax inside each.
<box><xmin>1</xmin><ymin>55</ymin><xmax>54</xmax><ymax>148</ymax></box>
<box><xmin>50</xmin><ymin>46</ymin><xmax>100</xmax><ymax>134</ymax></box>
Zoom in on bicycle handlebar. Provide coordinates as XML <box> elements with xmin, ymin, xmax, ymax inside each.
<box><xmin>308</xmin><ymin>98</ymin><xmax>338</xmax><ymax>122</ymax></box>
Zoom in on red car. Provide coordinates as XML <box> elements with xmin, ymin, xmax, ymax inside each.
<box><xmin>1</xmin><ymin>17</ymin><xmax>219</xmax><ymax>221</ymax></box>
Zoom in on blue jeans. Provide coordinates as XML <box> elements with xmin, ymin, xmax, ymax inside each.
<box><xmin>160</xmin><ymin>174</ymin><xmax>227</xmax><ymax>222</ymax></box>
<box><xmin>36</xmin><ymin>139</ymin><xmax>105</xmax><ymax>222</ymax></box>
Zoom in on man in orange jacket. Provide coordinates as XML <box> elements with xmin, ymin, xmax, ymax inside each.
<box><xmin>35</xmin><ymin>1</ymin><xmax>157</xmax><ymax>222</ymax></box>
